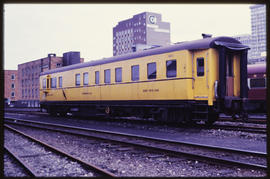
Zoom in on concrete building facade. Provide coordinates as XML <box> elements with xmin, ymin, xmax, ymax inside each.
<box><xmin>233</xmin><ymin>34</ymin><xmax>253</xmax><ymax>61</ymax></box>
<box><xmin>113</xmin><ymin>12</ymin><xmax>170</xmax><ymax>56</ymax></box>
<box><xmin>233</xmin><ymin>4</ymin><xmax>266</xmax><ymax>64</ymax></box>
<box><xmin>250</xmin><ymin>4</ymin><xmax>266</xmax><ymax>59</ymax></box>
<box><xmin>4</xmin><ymin>70</ymin><xmax>19</xmax><ymax>104</ymax></box>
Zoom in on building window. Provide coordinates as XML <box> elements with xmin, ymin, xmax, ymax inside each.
<box><xmin>147</xmin><ymin>62</ymin><xmax>156</xmax><ymax>79</ymax></box>
<box><xmin>57</xmin><ymin>63</ymin><xmax>61</xmax><ymax>67</ymax></box>
<box><xmin>115</xmin><ymin>67</ymin><xmax>122</xmax><ymax>82</ymax></box>
<box><xmin>131</xmin><ymin>65</ymin><xmax>139</xmax><ymax>81</ymax></box>
<box><xmin>51</xmin><ymin>77</ymin><xmax>57</xmax><ymax>88</ymax></box>
<box><xmin>58</xmin><ymin>76</ymin><xmax>62</xmax><ymax>88</ymax></box>
<box><xmin>75</xmin><ymin>74</ymin><xmax>80</xmax><ymax>86</ymax></box>
<box><xmin>11</xmin><ymin>74</ymin><xmax>15</xmax><ymax>80</ymax></box>
<box><xmin>11</xmin><ymin>92</ymin><xmax>15</xmax><ymax>97</ymax></box>
<box><xmin>250</xmin><ymin>78</ymin><xmax>266</xmax><ymax>88</ymax></box>
<box><xmin>197</xmin><ymin>58</ymin><xmax>204</xmax><ymax>76</ymax></box>
<box><xmin>104</xmin><ymin>69</ymin><xmax>111</xmax><ymax>84</ymax></box>
<box><xmin>43</xmin><ymin>78</ymin><xmax>46</xmax><ymax>89</ymax></box>
<box><xmin>22</xmin><ymin>90</ymin><xmax>24</xmax><ymax>98</ymax></box>
<box><xmin>95</xmin><ymin>71</ymin><xmax>100</xmax><ymax>84</ymax></box>
<box><xmin>11</xmin><ymin>83</ymin><xmax>15</xmax><ymax>89</ymax></box>
<box><xmin>166</xmin><ymin>60</ymin><xmax>177</xmax><ymax>78</ymax></box>
<box><xmin>83</xmin><ymin>72</ymin><xmax>89</xmax><ymax>85</ymax></box>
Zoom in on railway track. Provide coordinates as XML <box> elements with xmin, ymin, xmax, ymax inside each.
<box><xmin>218</xmin><ymin>116</ymin><xmax>266</xmax><ymax>124</ymax></box>
<box><xmin>4</xmin><ymin>146</ymin><xmax>34</xmax><ymax>177</ymax></box>
<box><xmin>210</xmin><ymin>123</ymin><xmax>266</xmax><ymax>134</ymax></box>
<box><xmin>4</xmin><ymin>125</ymin><xmax>117</xmax><ymax>177</ymax></box>
<box><xmin>4</xmin><ymin>117</ymin><xmax>267</xmax><ymax>172</ymax></box>
<box><xmin>5</xmin><ymin>108</ymin><xmax>266</xmax><ymax>124</ymax></box>
<box><xmin>6</xmin><ymin>110</ymin><xmax>266</xmax><ymax>134</ymax></box>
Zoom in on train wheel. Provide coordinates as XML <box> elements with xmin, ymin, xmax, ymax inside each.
<box><xmin>49</xmin><ymin>109</ymin><xmax>57</xmax><ymax>116</ymax></box>
<box><xmin>153</xmin><ymin>108</ymin><xmax>168</xmax><ymax>122</ymax></box>
<box><xmin>205</xmin><ymin>119</ymin><xmax>214</xmax><ymax>126</ymax></box>
<box><xmin>240</xmin><ymin>112</ymin><xmax>248</xmax><ymax>121</ymax></box>
<box><xmin>59</xmin><ymin>111</ymin><xmax>67</xmax><ymax>117</ymax></box>
<box><xmin>105</xmin><ymin>106</ymin><xmax>110</xmax><ymax>114</ymax></box>
<box><xmin>104</xmin><ymin>106</ymin><xmax>111</xmax><ymax>118</ymax></box>
<box><xmin>205</xmin><ymin>108</ymin><xmax>218</xmax><ymax>126</ymax></box>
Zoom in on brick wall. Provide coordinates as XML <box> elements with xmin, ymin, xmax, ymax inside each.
<box><xmin>4</xmin><ymin>70</ymin><xmax>19</xmax><ymax>102</ymax></box>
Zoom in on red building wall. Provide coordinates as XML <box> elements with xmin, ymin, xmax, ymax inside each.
<box><xmin>4</xmin><ymin>70</ymin><xmax>19</xmax><ymax>102</ymax></box>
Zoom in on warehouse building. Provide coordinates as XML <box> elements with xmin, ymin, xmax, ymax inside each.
<box><xmin>17</xmin><ymin>52</ymin><xmax>84</xmax><ymax>107</ymax></box>
<box><xmin>4</xmin><ymin>70</ymin><xmax>19</xmax><ymax>106</ymax></box>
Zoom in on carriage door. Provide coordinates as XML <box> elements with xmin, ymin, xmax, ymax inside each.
<box><xmin>193</xmin><ymin>51</ymin><xmax>208</xmax><ymax>100</ymax></box>
<box><xmin>226</xmin><ymin>53</ymin><xmax>234</xmax><ymax>96</ymax></box>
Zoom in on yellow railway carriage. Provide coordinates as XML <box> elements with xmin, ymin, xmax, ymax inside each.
<box><xmin>40</xmin><ymin>36</ymin><xmax>249</xmax><ymax>125</ymax></box>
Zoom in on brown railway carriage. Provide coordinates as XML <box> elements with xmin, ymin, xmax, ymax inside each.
<box><xmin>40</xmin><ymin>36</ymin><xmax>249</xmax><ymax>124</ymax></box>
<box><xmin>247</xmin><ymin>63</ymin><xmax>267</xmax><ymax>112</ymax></box>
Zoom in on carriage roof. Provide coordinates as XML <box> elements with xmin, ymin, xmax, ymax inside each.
<box><xmin>41</xmin><ymin>36</ymin><xmax>249</xmax><ymax>76</ymax></box>
<box><xmin>248</xmin><ymin>63</ymin><xmax>266</xmax><ymax>74</ymax></box>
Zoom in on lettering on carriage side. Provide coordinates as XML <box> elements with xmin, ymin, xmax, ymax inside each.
<box><xmin>143</xmin><ymin>88</ymin><xmax>159</xmax><ymax>93</ymax></box>
<box><xmin>82</xmin><ymin>92</ymin><xmax>93</xmax><ymax>95</ymax></box>
<box><xmin>194</xmin><ymin>96</ymin><xmax>208</xmax><ymax>98</ymax></box>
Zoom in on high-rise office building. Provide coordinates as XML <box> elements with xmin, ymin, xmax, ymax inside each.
<box><xmin>113</xmin><ymin>12</ymin><xmax>170</xmax><ymax>56</ymax></box>
<box><xmin>233</xmin><ymin>34</ymin><xmax>253</xmax><ymax>59</ymax></box>
<box><xmin>233</xmin><ymin>4</ymin><xmax>266</xmax><ymax>63</ymax></box>
<box><xmin>250</xmin><ymin>4</ymin><xmax>266</xmax><ymax>59</ymax></box>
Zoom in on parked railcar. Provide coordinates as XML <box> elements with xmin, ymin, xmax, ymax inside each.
<box><xmin>40</xmin><ymin>36</ymin><xmax>249</xmax><ymax>125</ymax></box>
<box><xmin>247</xmin><ymin>63</ymin><xmax>267</xmax><ymax>112</ymax></box>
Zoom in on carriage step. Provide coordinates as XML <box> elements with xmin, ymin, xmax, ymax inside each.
<box><xmin>192</xmin><ymin>111</ymin><xmax>208</xmax><ymax>114</ymax></box>
<box><xmin>192</xmin><ymin>118</ymin><xmax>208</xmax><ymax>121</ymax></box>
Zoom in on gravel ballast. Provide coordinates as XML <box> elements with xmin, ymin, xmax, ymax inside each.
<box><xmin>4</xmin><ymin>129</ymin><xmax>96</xmax><ymax>177</ymax></box>
<box><xmin>5</xmin><ymin>124</ymin><xmax>266</xmax><ymax>177</ymax></box>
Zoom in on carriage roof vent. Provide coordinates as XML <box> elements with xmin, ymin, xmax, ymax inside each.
<box><xmin>202</xmin><ymin>33</ymin><xmax>212</xmax><ymax>39</ymax></box>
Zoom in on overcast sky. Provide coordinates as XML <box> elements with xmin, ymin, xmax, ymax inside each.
<box><xmin>4</xmin><ymin>4</ymin><xmax>254</xmax><ymax>70</ymax></box>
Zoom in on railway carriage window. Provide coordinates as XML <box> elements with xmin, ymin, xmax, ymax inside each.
<box><xmin>131</xmin><ymin>65</ymin><xmax>139</xmax><ymax>81</ymax></box>
<box><xmin>47</xmin><ymin>78</ymin><xmax>50</xmax><ymax>88</ymax></box>
<box><xmin>51</xmin><ymin>77</ymin><xmax>57</xmax><ymax>88</ymax></box>
<box><xmin>95</xmin><ymin>71</ymin><xmax>100</xmax><ymax>84</ymax></box>
<box><xmin>227</xmin><ymin>54</ymin><xmax>233</xmax><ymax>77</ymax></box>
<box><xmin>104</xmin><ymin>69</ymin><xmax>111</xmax><ymax>84</ymax></box>
<box><xmin>75</xmin><ymin>74</ymin><xmax>80</xmax><ymax>86</ymax></box>
<box><xmin>147</xmin><ymin>62</ymin><xmax>156</xmax><ymax>79</ymax></box>
<box><xmin>197</xmin><ymin>58</ymin><xmax>204</xmax><ymax>76</ymax></box>
<box><xmin>166</xmin><ymin>60</ymin><xmax>176</xmax><ymax>78</ymax></box>
<box><xmin>115</xmin><ymin>67</ymin><xmax>122</xmax><ymax>82</ymax></box>
<box><xmin>83</xmin><ymin>72</ymin><xmax>89</xmax><ymax>85</ymax></box>
<box><xmin>250</xmin><ymin>78</ymin><xmax>266</xmax><ymax>88</ymax></box>
<box><xmin>42</xmin><ymin>78</ymin><xmax>46</xmax><ymax>89</ymax></box>
<box><xmin>58</xmin><ymin>76</ymin><xmax>62</xmax><ymax>88</ymax></box>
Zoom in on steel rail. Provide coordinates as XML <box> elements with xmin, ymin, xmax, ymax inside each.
<box><xmin>4</xmin><ymin>145</ymin><xmax>37</xmax><ymax>177</ymax></box>
<box><xmin>211</xmin><ymin>124</ymin><xmax>266</xmax><ymax>134</ymax></box>
<box><xmin>4</xmin><ymin>124</ymin><xmax>117</xmax><ymax>177</ymax></box>
<box><xmin>4</xmin><ymin>117</ymin><xmax>266</xmax><ymax>157</ymax></box>
<box><xmin>218</xmin><ymin>116</ymin><xmax>266</xmax><ymax>124</ymax></box>
<box><xmin>4</xmin><ymin>117</ymin><xmax>267</xmax><ymax>170</ymax></box>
